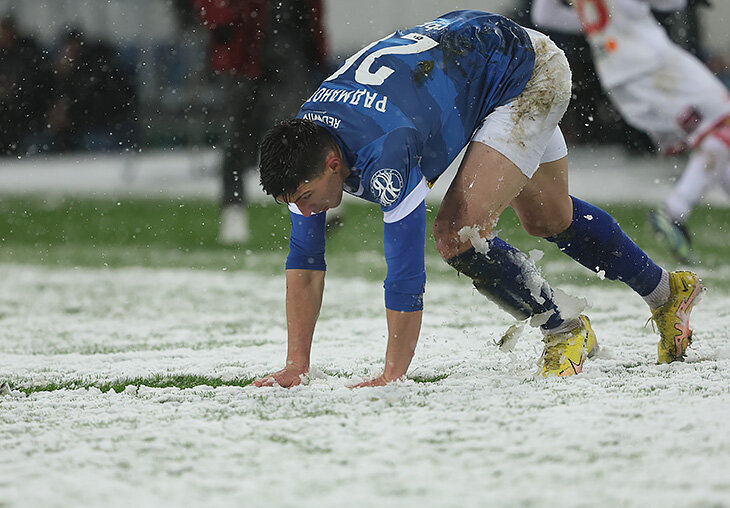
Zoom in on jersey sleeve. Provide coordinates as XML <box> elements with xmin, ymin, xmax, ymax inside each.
<box><xmin>383</xmin><ymin>200</ymin><xmax>427</xmax><ymax>312</ymax></box>
<box><xmin>362</xmin><ymin>127</ymin><xmax>430</xmax><ymax>224</ymax></box>
<box><xmin>285</xmin><ymin>204</ymin><xmax>327</xmax><ymax>271</ymax></box>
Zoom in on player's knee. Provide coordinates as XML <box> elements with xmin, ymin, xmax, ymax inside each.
<box><xmin>520</xmin><ymin>220</ymin><xmax>547</xmax><ymax>238</ymax></box>
<box><xmin>433</xmin><ymin>217</ymin><xmax>457</xmax><ymax>260</ymax></box>
<box><xmin>433</xmin><ymin>217</ymin><xmax>470</xmax><ymax>261</ymax></box>
<box><xmin>690</xmin><ymin>133</ymin><xmax>730</xmax><ymax>177</ymax></box>
<box><xmin>433</xmin><ymin>215</ymin><xmax>492</xmax><ymax>260</ymax></box>
<box><xmin>520</xmin><ymin>216</ymin><xmax>571</xmax><ymax>238</ymax></box>
<box><xmin>518</xmin><ymin>203</ymin><xmax>573</xmax><ymax>238</ymax></box>
<box><xmin>699</xmin><ymin>127</ymin><xmax>730</xmax><ymax>155</ymax></box>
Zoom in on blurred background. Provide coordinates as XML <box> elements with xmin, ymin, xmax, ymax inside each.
<box><xmin>0</xmin><ymin>0</ymin><xmax>728</xmax><ymax>257</ymax></box>
<box><xmin>1</xmin><ymin>0</ymin><xmax>727</xmax><ymax>155</ymax></box>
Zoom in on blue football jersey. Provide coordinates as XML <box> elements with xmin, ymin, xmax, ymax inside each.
<box><xmin>287</xmin><ymin>10</ymin><xmax>536</xmax><ymax>312</ymax></box>
<box><xmin>296</xmin><ymin>10</ymin><xmax>535</xmax><ymax>222</ymax></box>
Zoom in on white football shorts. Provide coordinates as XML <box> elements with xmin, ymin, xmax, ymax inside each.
<box><xmin>472</xmin><ymin>28</ymin><xmax>570</xmax><ymax>178</ymax></box>
<box><xmin>607</xmin><ymin>43</ymin><xmax>730</xmax><ymax>150</ymax></box>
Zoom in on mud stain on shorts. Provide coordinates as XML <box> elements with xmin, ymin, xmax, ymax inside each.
<box><xmin>509</xmin><ymin>35</ymin><xmax>572</xmax><ymax>147</ymax></box>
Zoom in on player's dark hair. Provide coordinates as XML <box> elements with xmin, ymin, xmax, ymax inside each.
<box><xmin>259</xmin><ymin>119</ymin><xmax>337</xmax><ymax>202</ymax></box>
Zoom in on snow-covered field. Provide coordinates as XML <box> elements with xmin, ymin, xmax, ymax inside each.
<box><xmin>1</xmin><ymin>147</ymin><xmax>729</xmax><ymax>506</ymax></box>
<box><xmin>1</xmin><ymin>262</ymin><xmax>729</xmax><ymax>507</ymax></box>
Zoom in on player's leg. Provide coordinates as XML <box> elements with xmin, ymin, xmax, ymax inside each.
<box><xmin>606</xmin><ymin>45</ymin><xmax>730</xmax><ymax>262</ymax></box>
<box><xmin>433</xmin><ymin>142</ymin><xmax>527</xmax><ymax>260</ymax></box>
<box><xmin>434</xmin><ymin>140</ymin><xmax>578</xmax><ymax>330</ymax></box>
<box><xmin>219</xmin><ymin>77</ymin><xmax>259</xmax><ymax>244</ymax></box>
<box><xmin>665</xmin><ymin>130</ymin><xmax>730</xmax><ymax>223</ymax></box>
<box><xmin>508</xmin><ymin>132</ymin><xmax>572</xmax><ymax>240</ymax></box>
<box><xmin>667</xmin><ymin>49</ymin><xmax>730</xmax><ymax>219</ymax></box>
<box><xmin>435</xmin><ymin>29</ymin><xmax>596</xmax><ymax>376</ymax></box>
<box><xmin>512</xmin><ymin>144</ymin><xmax>702</xmax><ymax>363</ymax></box>
<box><xmin>435</xmin><ymin>139</ymin><xmax>595</xmax><ymax>376</ymax></box>
<box><xmin>515</xmin><ymin>151</ymin><xmax>665</xmax><ymax>301</ymax></box>
<box><xmin>656</xmin><ymin>125</ymin><xmax>730</xmax><ymax>258</ymax></box>
<box><xmin>722</xmin><ymin>158</ymin><xmax>730</xmax><ymax>196</ymax></box>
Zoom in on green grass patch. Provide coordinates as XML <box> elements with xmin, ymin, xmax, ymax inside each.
<box><xmin>411</xmin><ymin>373</ymin><xmax>450</xmax><ymax>384</ymax></box>
<box><xmin>11</xmin><ymin>374</ymin><xmax>255</xmax><ymax>395</ymax></box>
<box><xmin>7</xmin><ymin>372</ymin><xmax>450</xmax><ymax>394</ymax></box>
<box><xmin>0</xmin><ymin>196</ymin><xmax>728</xmax><ymax>284</ymax></box>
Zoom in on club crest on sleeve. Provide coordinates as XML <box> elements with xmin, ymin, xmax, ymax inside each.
<box><xmin>370</xmin><ymin>168</ymin><xmax>404</xmax><ymax>207</ymax></box>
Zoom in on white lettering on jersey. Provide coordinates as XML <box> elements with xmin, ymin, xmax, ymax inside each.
<box><xmin>301</xmin><ymin>112</ymin><xmax>341</xmax><ymax>129</ymax></box>
<box><xmin>306</xmin><ymin>86</ymin><xmax>389</xmax><ymax>112</ymax></box>
<box><xmin>355</xmin><ymin>33</ymin><xmax>439</xmax><ymax>86</ymax></box>
<box><xmin>326</xmin><ymin>32</ymin><xmax>439</xmax><ymax>87</ymax></box>
<box><xmin>416</xmin><ymin>19</ymin><xmax>449</xmax><ymax>33</ymax></box>
<box><xmin>370</xmin><ymin>169</ymin><xmax>404</xmax><ymax>207</ymax></box>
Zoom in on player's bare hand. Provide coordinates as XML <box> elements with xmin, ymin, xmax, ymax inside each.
<box><xmin>252</xmin><ymin>364</ymin><xmax>307</xmax><ymax>388</ymax></box>
<box><xmin>349</xmin><ymin>374</ymin><xmax>391</xmax><ymax>388</ymax></box>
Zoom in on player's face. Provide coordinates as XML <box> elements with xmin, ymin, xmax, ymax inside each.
<box><xmin>287</xmin><ymin>164</ymin><xmax>344</xmax><ymax>217</ymax></box>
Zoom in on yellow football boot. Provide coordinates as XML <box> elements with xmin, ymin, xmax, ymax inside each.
<box><xmin>650</xmin><ymin>271</ymin><xmax>703</xmax><ymax>364</ymax></box>
<box><xmin>540</xmin><ymin>315</ymin><xmax>598</xmax><ymax>377</ymax></box>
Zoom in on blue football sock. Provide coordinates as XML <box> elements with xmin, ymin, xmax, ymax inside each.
<box><xmin>447</xmin><ymin>237</ymin><xmax>566</xmax><ymax>330</ymax></box>
<box><xmin>546</xmin><ymin>196</ymin><xmax>662</xmax><ymax>296</ymax></box>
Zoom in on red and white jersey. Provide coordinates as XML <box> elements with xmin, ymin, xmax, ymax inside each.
<box><xmin>532</xmin><ymin>0</ymin><xmax>686</xmax><ymax>88</ymax></box>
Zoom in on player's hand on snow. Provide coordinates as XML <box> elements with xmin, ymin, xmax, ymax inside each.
<box><xmin>349</xmin><ymin>374</ymin><xmax>393</xmax><ymax>388</ymax></box>
<box><xmin>252</xmin><ymin>363</ymin><xmax>307</xmax><ymax>388</ymax></box>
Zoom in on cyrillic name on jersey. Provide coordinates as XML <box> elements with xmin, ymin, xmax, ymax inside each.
<box><xmin>307</xmin><ymin>87</ymin><xmax>389</xmax><ymax>113</ymax></box>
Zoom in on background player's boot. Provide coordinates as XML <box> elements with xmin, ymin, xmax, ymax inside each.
<box><xmin>649</xmin><ymin>271</ymin><xmax>703</xmax><ymax>364</ymax></box>
<box><xmin>647</xmin><ymin>210</ymin><xmax>695</xmax><ymax>264</ymax></box>
<box><xmin>539</xmin><ymin>315</ymin><xmax>598</xmax><ymax>377</ymax></box>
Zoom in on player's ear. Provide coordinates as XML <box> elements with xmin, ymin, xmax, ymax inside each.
<box><xmin>324</xmin><ymin>151</ymin><xmax>340</xmax><ymax>173</ymax></box>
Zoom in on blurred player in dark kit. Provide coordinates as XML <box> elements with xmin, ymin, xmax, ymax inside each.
<box><xmin>194</xmin><ymin>0</ymin><xmax>327</xmax><ymax>243</ymax></box>
<box><xmin>0</xmin><ymin>15</ymin><xmax>51</xmax><ymax>155</ymax></box>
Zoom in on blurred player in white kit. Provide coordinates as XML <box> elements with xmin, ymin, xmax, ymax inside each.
<box><xmin>532</xmin><ymin>0</ymin><xmax>730</xmax><ymax>263</ymax></box>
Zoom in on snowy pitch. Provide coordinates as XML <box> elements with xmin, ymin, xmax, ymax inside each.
<box><xmin>1</xmin><ymin>263</ymin><xmax>729</xmax><ymax>507</ymax></box>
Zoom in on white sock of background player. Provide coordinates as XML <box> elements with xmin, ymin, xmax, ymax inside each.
<box><xmin>665</xmin><ymin>129</ymin><xmax>730</xmax><ymax>224</ymax></box>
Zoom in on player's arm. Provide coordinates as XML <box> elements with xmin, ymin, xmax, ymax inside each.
<box><xmin>531</xmin><ymin>0</ymin><xmax>583</xmax><ymax>33</ymax></box>
<box><xmin>253</xmin><ymin>209</ymin><xmax>327</xmax><ymax>388</ymax></box>
<box><xmin>349</xmin><ymin>308</ymin><xmax>423</xmax><ymax>388</ymax></box>
<box><xmin>351</xmin><ymin>201</ymin><xmax>426</xmax><ymax>387</ymax></box>
<box><xmin>283</xmin><ymin>267</ymin><xmax>324</xmax><ymax>367</ymax></box>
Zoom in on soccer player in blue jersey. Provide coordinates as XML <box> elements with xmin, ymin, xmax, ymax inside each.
<box><xmin>253</xmin><ymin>11</ymin><xmax>703</xmax><ymax>388</ymax></box>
